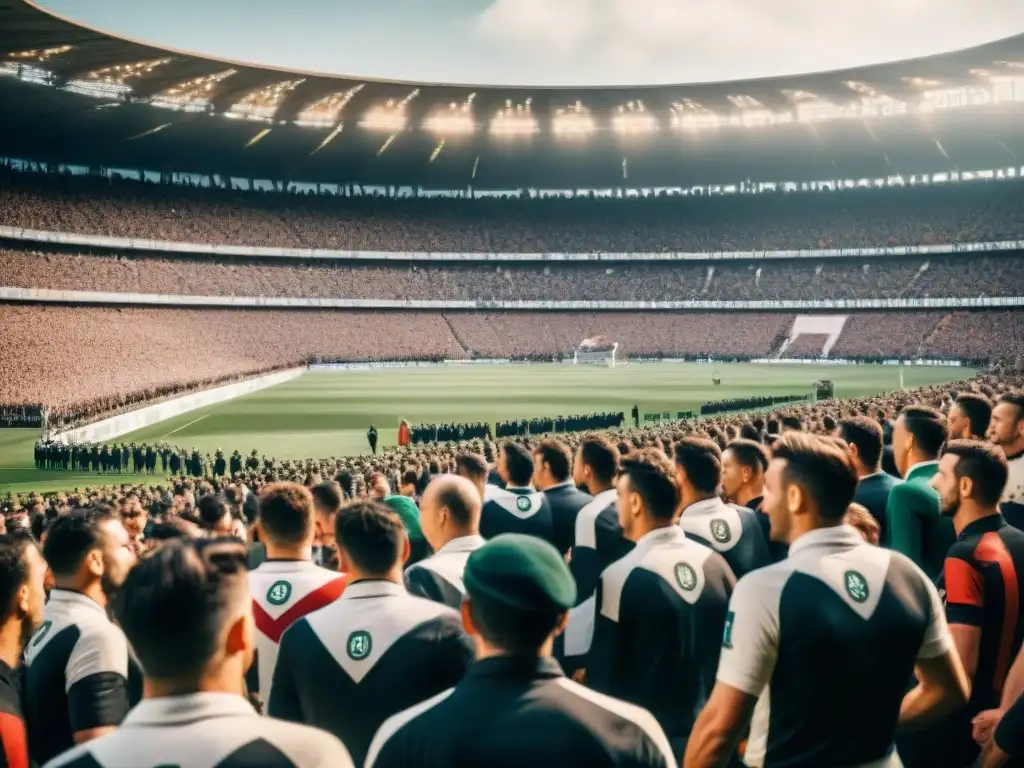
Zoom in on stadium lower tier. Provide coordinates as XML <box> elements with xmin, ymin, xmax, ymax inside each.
<box><xmin>3</xmin><ymin>248</ymin><xmax>1024</xmax><ymax>302</ymax></box>
<box><xmin>1</xmin><ymin>306</ymin><xmax>1022</xmax><ymax>414</ymax></box>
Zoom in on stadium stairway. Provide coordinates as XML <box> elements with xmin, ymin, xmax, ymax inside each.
<box><xmin>918</xmin><ymin>312</ymin><xmax>955</xmax><ymax>357</ymax></box>
<box><xmin>442</xmin><ymin>315</ymin><xmax>471</xmax><ymax>355</ymax></box>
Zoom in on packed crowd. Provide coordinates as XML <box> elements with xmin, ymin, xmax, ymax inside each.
<box><xmin>2</xmin><ymin>373</ymin><xmax>1024</xmax><ymax>766</ymax></box>
<box><xmin>3</xmin><ymin>305</ymin><xmax>1023</xmax><ymax>422</ymax></box>
<box><xmin>4</xmin><ymin>168</ymin><xmax>1024</xmax><ymax>252</ymax></box>
<box><xmin>0</xmin><ymin>403</ymin><xmax>43</xmax><ymax>428</ymax></box>
<box><xmin>5</xmin><ymin>247</ymin><xmax>1024</xmax><ymax>302</ymax></box>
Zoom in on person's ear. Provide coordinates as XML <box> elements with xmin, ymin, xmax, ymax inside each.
<box><xmin>552</xmin><ymin>611</ymin><xmax>569</xmax><ymax>638</ymax></box>
<box><xmin>16</xmin><ymin>583</ymin><xmax>29</xmax><ymax>617</ymax></box>
<box><xmin>85</xmin><ymin>547</ymin><xmax>104</xmax><ymax>577</ymax></box>
<box><xmin>400</xmin><ymin>535</ymin><xmax>410</xmax><ymax>566</ymax></box>
<box><xmin>224</xmin><ymin>610</ymin><xmax>251</xmax><ymax>662</ymax></box>
<box><xmin>460</xmin><ymin>600</ymin><xmax>476</xmax><ymax>636</ymax></box>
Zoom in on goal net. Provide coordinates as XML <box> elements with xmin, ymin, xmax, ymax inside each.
<box><xmin>574</xmin><ymin>336</ymin><xmax>619</xmax><ymax>367</ymax></box>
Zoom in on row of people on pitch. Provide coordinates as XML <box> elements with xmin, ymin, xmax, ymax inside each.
<box><xmin>495</xmin><ymin>412</ymin><xmax>627</xmax><ymax>439</ymax></box>
<box><xmin>408</xmin><ymin>421</ymin><xmax>492</xmax><ymax>445</ymax></box>
<box><xmin>699</xmin><ymin>393</ymin><xmax>807</xmax><ymax>417</ymax></box>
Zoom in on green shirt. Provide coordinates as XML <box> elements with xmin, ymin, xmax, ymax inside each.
<box><xmin>885</xmin><ymin>462</ymin><xmax>954</xmax><ymax>581</ymax></box>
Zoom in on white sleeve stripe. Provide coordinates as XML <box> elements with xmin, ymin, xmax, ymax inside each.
<box><xmin>364</xmin><ymin>687</ymin><xmax>455</xmax><ymax>767</ymax></box>
<box><xmin>552</xmin><ymin>678</ymin><xmax>676</xmax><ymax>765</ymax></box>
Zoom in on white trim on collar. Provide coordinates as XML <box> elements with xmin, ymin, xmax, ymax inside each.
<box><xmin>124</xmin><ymin>692</ymin><xmax>255</xmax><ymax>727</ymax></box>
<box><xmin>681</xmin><ymin>497</ymin><xmax>729</xmax><ymax>517</ymax></box>
<box><xmin>341</xmin><ymin>580</ymin><xmax>406</xmax><ymax>600</ymax></box>
<box><xmin>436</xmin><ymin>535</ymin><xmax>486</xmax><ymax>555</ymax></box>
<box><xmin>788</xmin><ymin>524</ymin><xmax>864</xmax><ymax>557</ymax></box>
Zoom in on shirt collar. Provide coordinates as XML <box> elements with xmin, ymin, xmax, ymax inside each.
<box><xmin>905</xmin><ymin>460</ymin><xmax>939</xmax><ymax>479</ymax></box>
<box><xmin>543</xmin><ymin>480</ymin><xmax>575</xmax><ymax>492</ymax></box>
<box><xmin>635</xmin><ymin>525</ymin><xmax>687</xmax><ymax>550</ymax></box>
<box><xmin>788</xmin><ymin>524</ymin><xmax>865</xmax><ymax>558</ymax></box>
<box><xmin>505</xmin><ymin>486</ymin><xmax>535</xmax><ymax>494</ymax></box>
<box><xmin>341</xmin><ymin>580</ymin><xmax>406</xmax><ymax>600</ymax></box>
<box><xmin>124</xmin><ymin>693</ymin><xmax>255</xmax><ymax>728</ymax></box>
<box><xmin>1006</xmin><ymin>447</ymin><xmax>1024</xmax><ymax>462</ymax></box>
<box><xmin>48</xmin><ymin>588</ymin><xmax>108</xmax><ymax>617</ymax></box>
<box><xmin>468</xmin><ymin>655</ymin><xmax>563</xmax><ymax>683</ymax></box>
<box><xmin>859</xmin><ymin>470</ymin><xmax>888</xmax><ymax>481</ymax></box>
<box><xmin>958</xmin><ymin>513</ymin><xmax>1006</xmax><ymax>540</ymax></box>
<box><xmin>254</xmin><ymin>559</ymin><xmax>318</xmax><ymax>573</ymax></box>
<box><xmin>437</xmin><ymin>535</ymin><xmax>486</xmax><ymax>555</ymax></box>
<box><xmin>682</xmin><ymin>497</ymin><xmax>729</xmax><ymax>517</ymax></box>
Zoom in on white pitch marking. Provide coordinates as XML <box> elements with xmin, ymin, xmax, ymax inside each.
<box><xmin>160</xmin><ymin>414</ymin><xmax>209</xmax><ymax>439</ymax></box>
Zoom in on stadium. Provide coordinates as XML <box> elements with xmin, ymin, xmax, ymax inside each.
<box><xmin>1</xmin><ymin>0</ymin><xmax>1024</xmax><ymax>494</ymax></box>
<box><xmin>6</xmin><ymin>2</ymin><xmax>1024</xmax><ymax>767</ymax></box>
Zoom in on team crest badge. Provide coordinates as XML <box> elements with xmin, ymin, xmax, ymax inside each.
<box><xmin>710</xmin><ymin>519</ymin><xmax>731</xmax><ymax>544</ymax></box>
<box><xmin>347</xmin><ymin>630</ymin><xmax>372</xmax><ymax>661</ymax></box>
<box><xmin>674</xmin><ymin>562</ymin><xmax>698</xmax><ymax>591</ymax></box>
<box><xmin>516</xmin><ymin>496</ymin><xmax>531</xmax><ymax>512</ymax></box>
<box><xmin>266</xmin><ymin>580</ymin><xmax>292</xmax><ymax>606</ymax></box>
<box><xmin>844</xmin><ymin>570</ymin><xmax>869</xmax><ymax>603</ymax></box>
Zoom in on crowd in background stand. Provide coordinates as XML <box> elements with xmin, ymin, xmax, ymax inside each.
<box><xmin>4</xmin><ymin>168</ymin><xmax>1024</xmax><ymax>252</ymax></box>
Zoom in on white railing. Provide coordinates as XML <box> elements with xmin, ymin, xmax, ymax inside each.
<box><xmin>2</xmin><ymin>225</ymin><xmax>1022</xmax><ymax>263</ymax></box>
<box><xmin>0</xmin><ymin>286</ymin><xmax>1021</xmax><ymax>311</ymax></box>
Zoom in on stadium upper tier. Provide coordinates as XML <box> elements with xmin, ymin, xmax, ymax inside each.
<box><xmin>3</xmin><ymin>171</ymin><xmax>1024</xmax><ymax>255</ymax></box>
<box><xmin>3</xmin><ymin>249</ymin><xmax>1023</xmax><ymax>304</ymax></box>
<box><xmin>3</xmin><ymin>0</ymin><xmax>1024</xmax><ymax>186</ymax></box>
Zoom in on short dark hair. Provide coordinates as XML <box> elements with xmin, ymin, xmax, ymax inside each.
<box><xmin>454</xmin><ymin>453</ymin><xmax>488</xmax><ymax>481</ymax></box>
<box><xmin>533</xmin><ymin>439</ymin><xmax>572</xmax><ymax>483</ymax></box>
<box><xmin>310</xmin><ymin>482</ymin><xmax>343</xmax><ymax>515</ymax></box>
<box><xmin>839</xmin><ymin>416</ymin><xmax>884</xmax><ymax>469</ymax></box>
<box><xmin>942</xmin><ymin>440</ymin><xmax>1009</xmax><ymax>508</ymax></box>
<box><xmin>42</xmin><ymin>508</ymin><xmax>115</xmax><ymax>578</ymax></box>
<box><xmin>501</xmin><ymin>443</ymin><xmax>535</xmax><ymax>487</ymax></box>
<box><xmin>900</xmin><ymin>405</ymin><xmax>947</xmax><ymax>458</ymax></box>
<box><xmin>771</xmin><ymin>433</ymin><xmax>858</xmax><ymax>521</ymax></box>
<box><xmin>823</xmin><ymin>415</ymin><xmax>837</xmax><ymax>432</ymax></box>
<box><xmin>997</xmin><ymin>391</ymin><xmax>1024</xmax><ymax>419</ymax></box>
<box><xmin>334</xmin><ymin>500</ymin><xmax>406</xmax><ymax>576</ymax></box>
<box><xmin>781</xmin><ymin>415</ymin><xmax>803</xmax><ymax>432</ymax></box>
<box><xmin>954</xmin><ymin>394</ymin><xmax>993</xmax><ymax>438</ymax></box>
<box><xmin>619</xmin><ymin>449</ymin><xmax>681</xmax><ymax>520</ymax></box>
<box><xmin>146</xmin><ymin>518</ymin><xmax>196</xmax><ymax>543</ymax></box>
<box><xmin>197</xmin><ymin>495</ymin><xmax>229</xmax><ymax>532</ymax></box>
<box><xmin>114</xmin><ymin>539</ymin><xmax>248</xmax><ymax>682</ymax></box>
<box><xmin>467</xmin><ymin>596</ymin><xmax>563</xmax><ymax>656</ymax></box>
<box><xmin>578</xmin><ymin>436</ymin><xmax>620</xmax><ymax>485</ymax></box>
<box><xmin>739</xmin><ymin>422</ymin><xmax>763</xmax><ymax>443</ymax></box>
<box><xmin>0</xmin><ymin>534</ymin><xmax>35</xmax><ymax>619</ymax></box>
<box><xmin>400</xmin><ymin>471</ymin><xmax>418</xmax><ymax>488</ymax></box>
<box><xmin>672</xmin><ymin>437</ymin><xmax>723</xmax><ymax>494</ymax></box>
<box><xmin>258</xmin><ymin>483</ymin><xmax>315</xmax><ymax>547</ymax></box>
<box><xmin>724</xmin><ymin>439</ymin><xmax>770</xmax><ymax>473</ymax></box>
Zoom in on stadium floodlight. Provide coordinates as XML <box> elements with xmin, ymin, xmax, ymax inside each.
<box><xmin>359</xmin><ymin>89</ymin><xmax>419</xmax><ymax>132</ymax></box>
<box><xmin>151</xmin><ymin>70</ymin><xmax>236</xmax><ymax>112</ymax></box>
<box><xmin>612</xmin><ymin>101</ymin><xmax>658</xmax><ymax>135</ymax></box>
<box><xmin>8</xmin><ymin>45</ymin><xmax>73</xmax><ymax>62</ymax></box>
<box><xmin>227</xmin><ymin>79</ymin><xmax>305</xmax><ymax>122</ymax></box>
<box><xmin>490</xmin><ymin>99</ymin><xmax>538</xmax><ymax>137</ymax></box>
<box><xmin>422</xmin><ymin>94</ymin><xmax>477</xmax><ymax>136</ymax></box>
<box><xmin>552</xmin><ymin>102</ymin><xmax>595</xmax><ymax>138</ymax></box>
<box><xmin>296</xmin><ymin>85</ymin><xmax>364</xmax><ymax>128</ymax></box>
<box><xmin>65</xmin><ymin>58</ymin><xmax>172</xmax><ymax>100</ymax></box>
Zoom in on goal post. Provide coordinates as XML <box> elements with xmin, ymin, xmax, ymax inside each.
<box><xmin>573</xmin><ymin>343</ymin><xmax>618</xmax><ymax>367</ymax></box>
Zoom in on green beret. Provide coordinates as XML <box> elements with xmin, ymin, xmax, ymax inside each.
<box><xmin>464</xmin><ymin>534</ymin><xmax>576</xmax><ymax>613</ymax></box>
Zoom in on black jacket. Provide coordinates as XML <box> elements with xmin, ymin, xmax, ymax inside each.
<box><xmin>543</xmin><ymin>483</ymin><xmax>594</xmax><ymax>556</ymax></box>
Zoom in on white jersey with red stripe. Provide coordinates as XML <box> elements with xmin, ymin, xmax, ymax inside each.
<box><xmin>249</xmin><ymin>560</ymin><xmax>346</xmax><ymax>704</ymax></box>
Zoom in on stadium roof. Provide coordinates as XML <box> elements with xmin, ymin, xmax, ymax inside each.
<box><xmin>3</xmin><ymin>0</ymin><xmax>1024</xmax><ymax>188</ymax></box>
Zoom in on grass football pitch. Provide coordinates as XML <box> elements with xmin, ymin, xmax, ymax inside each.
<box><xmin>0</xmin><ymin>363</ymin><xmax>975</xmax><ymax>496</ymax></box>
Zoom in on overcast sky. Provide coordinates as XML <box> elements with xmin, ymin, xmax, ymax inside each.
<box><xmin>36</xmin><ymin>0</ymin><xmax>1024</xmax><ymax>87</ymax></box>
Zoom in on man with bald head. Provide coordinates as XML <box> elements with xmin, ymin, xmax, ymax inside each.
<box><xmin>405</xmin><ymin>475</ymin><xmax>485</xmax><ymax>609</ymax></box>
